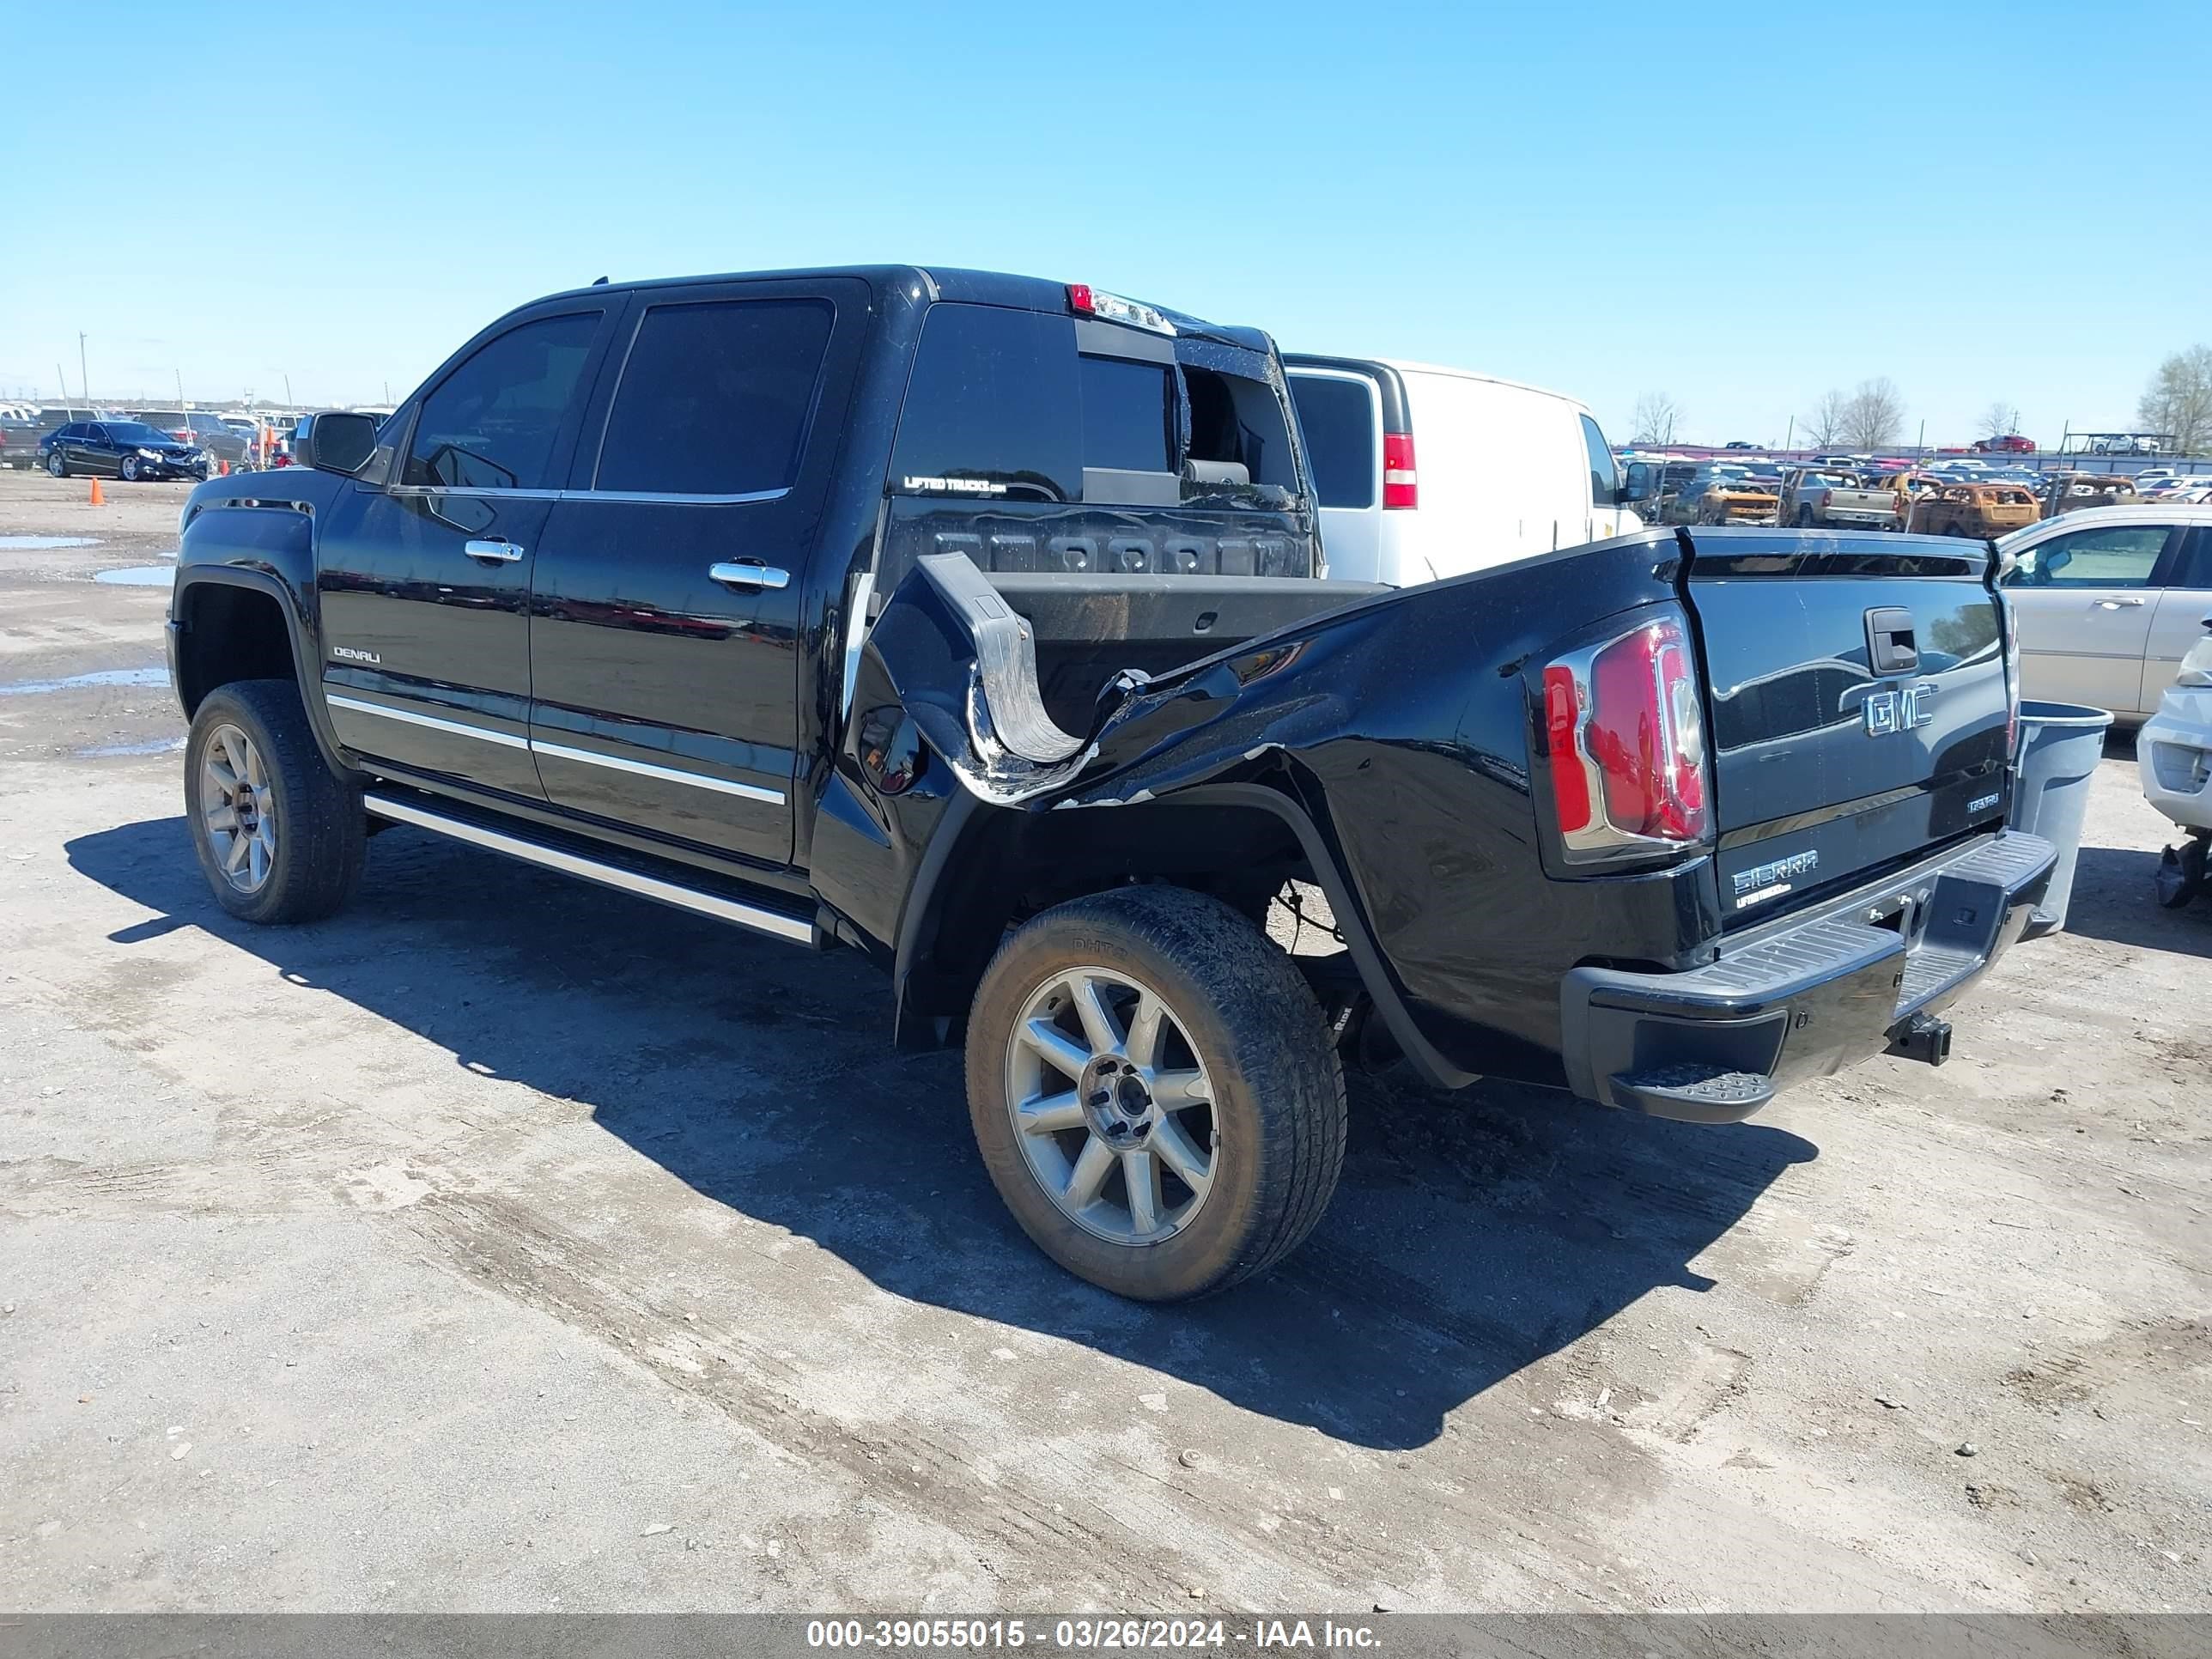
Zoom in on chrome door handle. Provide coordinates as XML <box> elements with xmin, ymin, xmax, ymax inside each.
<box><xmin>2092</xmin><ymin>596</ymin><xmax>2146</xmax><ymax>609</ymax></box>
<box><xmin>710</xmin><ymin>561</ymin><xmax>790</xmax><ymax>591</ymax></box>
<box><xmin>463</xmin><ymin>539</ymin><xmax>525</xmax><ymax>564</ymax></box>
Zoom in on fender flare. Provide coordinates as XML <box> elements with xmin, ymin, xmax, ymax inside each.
<box><xmin>171</xmin><ymin>564</ymin><xmax>351</xmax><ymax>777</ymax></box>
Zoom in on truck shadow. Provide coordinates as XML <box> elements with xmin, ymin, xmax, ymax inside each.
<box><xmin>68</xmin><ymin>816</ymin><xmax>1816</xmax><ymax>1452</ymax></box>
<box><xmin>2065</xmin><ymin>845</ymin><xmax>2212</xmax><ymax>956</ymax></box>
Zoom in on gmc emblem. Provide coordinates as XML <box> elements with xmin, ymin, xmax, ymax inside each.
<box><xmin>1863</xmin><ymin>683</ymin><xmax>1935</xmax><ymax>737</ymax></box>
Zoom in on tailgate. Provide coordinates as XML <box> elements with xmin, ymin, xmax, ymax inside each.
<box><xmin>1683</xmin><ymin>531</ymin><xmax>2012</xmax><ymax>924</ymax></box>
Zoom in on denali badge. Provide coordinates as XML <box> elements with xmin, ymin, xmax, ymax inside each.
<box><xmin>1863</xmin><ymin>682</ymin><xmax>1935</xmax><ymax>737</ymax></box>
<box><xmin>1733</xmin><ymin>848</ymin><xmax>1820</xmax><ymax>907</ymax></box>
<box><xmin>1969</xmin><ymin>791</ymin><xmax>2001</xmax><ymax>815</ymax></box>
<box><xmin>331</xmin><ymin>646</ymin><xmax>380</xmax><ymax>665</ymax></box>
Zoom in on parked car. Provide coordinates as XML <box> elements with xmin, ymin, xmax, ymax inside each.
<box><xmin>0</xmin><ymin>420</ymin><xmax>42</xmax><ymax>470</ymax></box>
<box><xmin>2138</xmin><ymin>474</ymin><xmax>2212</xmax><ymax>500</ymax></box>
<box><xmin>1997</xmin><ymin>505</ymin><xmax>2212</xmax><ymax>724</ymax></box>
<box><xmin>1908</xmin><ymin>483</ymin><xmax>2041</xmax><ymax>540</ymax></box>
<box><xmin>132</xmin><ymin>410</ymin><xmax>252</xmax><ymax>471</ymax></box>
<box><xmin>1972</xmin><ymin>434</ymin><xmax>2036</xmax><ymax>453</ymax></box>
<box><xmin>1620</xmin><ymin>459</ymin><xmax>1701</xmax><ymax>516</ymax></box>
<box><xmin>164</xmin><ymin>263</ymin><xmax>2053</xmax><ymax>1301</ymax></box>
<box><xmin>1650</xmin><ymin>463</ymin><xmax>1753</xmax><ymax>526</ymax></box>
<box><xmin>2044</xmin><ymin>472</ymin><xmax>2140</xmax><ymax>515</ymax></box>
<box><xmin>1778</xmin><ymin>467</ymin><xmax>1901</xmax><ymax>530</ymax></box>
<box><xmin>1723</xmin><ymin>440</ymin><xmax>1758</xmax><ymax>450</ymax></box>
<box><xmin>39</xmin><ymin>419</ymin><xmax>207</xmax><ymax>481</ymax></box>
<box><xmin>2137</xmin><ymin>610</ymin><xmax>2212</xmax><ymax>907</ymax></box>
<box><xmin>2089</xmin><ymin>435</ymin><xmax>2160</xmax><ymax>455</ymax></box>
<box><xmin>1283</xmin><ymin>356</ymin><xmax>1638</xmax><ymax>586</ymax></box>
<box><xmin>1692</xmin><ymin>474</ymin><xmax>1780</xmax><ymax>525</ymax></box>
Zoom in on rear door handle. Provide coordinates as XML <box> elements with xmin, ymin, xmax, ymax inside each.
<box><xmin>463</xmin><ymin>539</ymin><xmax>525</xmax><ymax>564</ymax></box>
<box><xmin>2092</xmin><ymin>596</ymin><xmax>2146</xmax><ymax>609</ymax></box>
<box><xmin>710</xmin><ymin>561</ymin><xmax>790</xmax><ymax>591</ymax></box>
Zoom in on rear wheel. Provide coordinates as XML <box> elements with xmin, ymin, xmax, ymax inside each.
<box><xmin>1796</xmin><ymin>505</ymin><xmax>1815</xmax><ymax>527</ymax></box>
<box><xmin>966</xmin><ymin>884</ymin><xmax>1346</xmax><ymax>1301</ymax></box>
<box><xmin>185</xmin><ymin>680</ymin><xmax>365</xmax><ymax>924</ymax></box>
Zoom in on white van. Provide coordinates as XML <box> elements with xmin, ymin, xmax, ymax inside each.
<box><xmin>1284</xmin><ymin>356</ymin><xmax>1639</xmax><ymax>586</ymax></box>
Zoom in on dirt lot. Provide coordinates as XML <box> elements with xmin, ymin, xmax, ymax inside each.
<box><xmin>0</xmin><ymin>465</ymin><xmax>2205</xmax><ymax>1613</ymax></box>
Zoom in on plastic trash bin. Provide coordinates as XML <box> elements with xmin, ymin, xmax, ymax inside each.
<box><xmin>2008</xmin><ymin>700</ymin><xmax>2114</xmax><ymax>933</ymax></box>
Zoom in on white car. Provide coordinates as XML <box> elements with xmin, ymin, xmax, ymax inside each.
<box><xmin>1996</xmin><ymin>504</ymin><xmax>2212</xmax><ymax>725</ymax></box>
<box><xmin>2138</xmin><ymin>613</ymin><xmax>2212</xmax><ymax>906</ymax></box>
<box><xmin>1284</xmin><ymin>356</ymin><xmax>1640</xmax><ymax>586</ymax></box>
<box><xmin>2140</xmin><ymin>474</ymin><xmax>2212</xmax><ymax>499</ymax></box>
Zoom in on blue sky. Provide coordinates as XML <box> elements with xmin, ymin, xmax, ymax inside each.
<box><xmin>3</xmin><ymin>1</ymin><xmax>2199</xmax><ymax>447</ymax></box>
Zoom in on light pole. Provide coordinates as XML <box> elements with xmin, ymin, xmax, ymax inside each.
<box><xmin>77</xmin><ymin>333</ymin><xmax>89</xmax><ymax>408</ymax></box>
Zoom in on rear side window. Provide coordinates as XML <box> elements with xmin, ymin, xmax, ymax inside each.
<box><xmin>1287</xmin><ymin>375</ymin><xmax>1376</xmax><ymax>509</ymax></box>
<box><xmin>1078</xmin><ymin>356</ymin><xmax>1172</xmax><ymax>474</ymax></box>
<box><xmin>890</xmin><ymin>304</ymin><xmax>1082</xmax><ymax>502</ymax></box>
<box><xmin>1578</xmin><ymin>414</ymin><xmax>1619</xmax><ymax>506</ymax></box>
<box><xmin>404</xmin><ymin>311</ymin><xmax>600</xmax><ymax>491</ymax></box>
<box><xmin>594</xmin><ymin>298</ymin><xmax>833</xmax><ymax>496</ymax></box>
<box><xmin>2175</xmin><ymin>527</ymin><xmax>2212</xmax><ymax>590</ymax></box>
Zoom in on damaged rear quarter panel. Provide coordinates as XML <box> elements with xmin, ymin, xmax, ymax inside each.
<box><xmin>835</xmin><ymin>532</ymin><xmax>1725</xmax><ymax>1088</ymax></box>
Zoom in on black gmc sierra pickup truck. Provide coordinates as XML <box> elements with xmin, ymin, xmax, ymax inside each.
<box><xmin>167</xmin><ymin>264</ymin><xmax>2055</xmax><ymax>1300</ymax></box>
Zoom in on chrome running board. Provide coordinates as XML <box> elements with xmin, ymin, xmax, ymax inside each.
<box><xmin>362</xmin><ymin>792</ymin><xmax>815</xmax><ymax>945</ymax></box>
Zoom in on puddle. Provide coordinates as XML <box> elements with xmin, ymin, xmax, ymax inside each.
<box><xmin>0</xmin><ymin>536</ymin><xmax>102</xmax><ymax>550</ymax></box>
<box><xmin>94</xmin><ymin>566</ymin><xmax>176</xmax><ymax>587</ymax></box>
<box><xmin>75</xmin><ymin>736</ymin><xmax>185</xmax><ymax>758</ymax></box>
<box><xmin>0</xmin><ymin>666</ymin><xmax>170</xmax><ymax>697</ymax></box>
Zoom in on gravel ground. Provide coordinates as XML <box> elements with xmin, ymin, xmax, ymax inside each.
<box><xmin>0</xmin><ymin>466</ymin><xmax>2205</xmax><ymax>1613</ymax></box>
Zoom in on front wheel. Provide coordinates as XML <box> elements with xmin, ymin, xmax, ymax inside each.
<box><xmin>966</xmin><ymin>884</ymin><xmax>1346</xmax><ymax>1301</ymax></box>
<box><xmin>185</xmin><ymin>680</ymin><xmax>366</xmax><ymax>924</ymax></box>
<box><xmin>2155</xmin><ymin>838</ymin><xmax>2208</xmax><ymax>909</ymax></box>
<box><xmin>120</xmin><ymin>454</ymin><xmax>141</xmax><ymax>482</ymax></box>
<box><xmin>46</xmin><ymin>450</ymin><xmax>66</xmax><ymax>477</ymax></box>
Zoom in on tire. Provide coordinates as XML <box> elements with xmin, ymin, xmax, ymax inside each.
<box><xmin>1796</xmin><ymin>506</ymin><xmax>1815</xmax><ymax>527</ymax></box>
<box><xmin>119</xmin><ymin>454</ymin><xmax>141</xmax><ymax>483</ymax></box>
<box><xmin>2154</xmin><ymin>839</ymin><xmax>2207</xmax><ymax>909</ymax></box>
<box><xmin>966</xmin><ymin>884</ymin><xmax>1346</xmax><ymax>1302</ymax></box>
<box><xmin>185</xmin><ymin>679</ymin><xmax>365</xmax><ymax>924</ymax></box>
<box><xmin>46</xmin><ymin>449</ymin><xmax>66</xmax><ymax>478</ymax></box>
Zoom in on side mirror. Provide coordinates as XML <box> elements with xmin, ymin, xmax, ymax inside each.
<box><xmin>293</xmin><ymin>410</ymin><xmax>379</xmax><ymax>477</ymax></box>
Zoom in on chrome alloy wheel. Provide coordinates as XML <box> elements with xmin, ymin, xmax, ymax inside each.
<box><xmin>1003</xmin><ymin>965</ymin><xmax>1218</xmax><ymax>1245</ymax></box>
<box><xmin>200</xmin><ymin>722</ymin><xmax>276</xmax><ymax>893</ymax></box>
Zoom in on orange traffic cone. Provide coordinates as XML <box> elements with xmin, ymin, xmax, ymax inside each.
<box><xmin>218</xmin><ymin>459</ymin><xmax>229</xmax><ymax>477</ymax></box>
<box><xmin>88</xmin><ymin>477</ymin><xmax>105</xmax><ymax>507</ymax></box>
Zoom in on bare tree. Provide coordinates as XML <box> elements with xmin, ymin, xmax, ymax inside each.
<box><xmin>2137</xmin><ymin>345</ymin><xmax>2212</xmax><ymax>457</ymax></box>
<box><xmin>1978</xmin><ymin>400</ymin><xmax>2024</xmax><ymax>442</ymax></box>
<box><xmin>1842</xmin><ymin>377</ymin><xmax>1906</xmax><ymax>450</ymax></box>
<box><xmin>1631</xmin><ymin>391</ymin><xmax>1682</xmax><ymax>447</ymax></box>
<box><xmin>1801</xmin><ymin>389</ymin><xmax>1850</xmax><ymax>450</ymax></box>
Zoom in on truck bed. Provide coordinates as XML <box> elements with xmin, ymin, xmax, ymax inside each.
<box><xmin>986</xmin><ymin>574</ymin><xmax>1389</xmax><ymax>734</ymax></box>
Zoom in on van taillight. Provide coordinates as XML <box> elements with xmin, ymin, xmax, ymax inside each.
<box><xmin>1382</xmin><ymin>433</ymin><xmax>1418</xmax><ymax>509</ymax></box>
<box><xmin>1545</xmin><ymin>611</ymin><xmax>1711</xmax><ymax>861</ymax></box>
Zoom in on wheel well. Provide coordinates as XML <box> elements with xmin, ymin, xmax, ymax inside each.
<box><xmin>173</xmin><ymin>582</ymin><xmax>297</xmax><ymax>716</ymax></box>
<box><xmin>898</xmin><ymin>799</ymin><xmax>1313</xmax><ymax>1027</ymax></box>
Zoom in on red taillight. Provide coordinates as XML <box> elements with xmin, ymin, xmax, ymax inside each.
<box><xmin>1543</xmin><ymin>665</ymin><xmax>1591</xmax><ymax>832</ymax></box>
<box><xmin>1546</xmin><ymin>612</ymin><xmax>1710</xmax><ymax>860</ymax></box>
<box><xmin>1066</xmin><ymin>283</ymin><xmax>1094</xmax><ymax>315</ymax></box>
<box><xmin>1382</xmin><ymin>432</ymin><xmax>1417</xmax><ymax>509</ymax></box>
